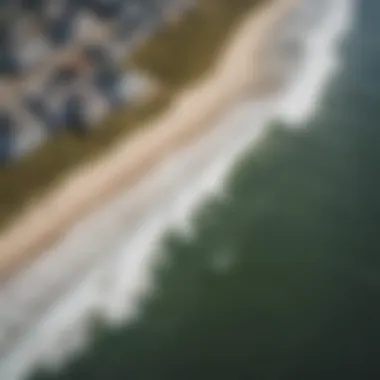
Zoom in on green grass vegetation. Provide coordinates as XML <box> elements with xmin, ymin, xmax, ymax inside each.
<box><xmin>0</xmin><ymin>0</ymin><xmax>265</xmax><ymax>231</ymax></box>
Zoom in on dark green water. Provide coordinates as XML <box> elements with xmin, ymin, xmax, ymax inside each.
<box><xmin>32</xmin><ymin>1</ymin><xmax>380</xmax><ymax>379</ymax></box>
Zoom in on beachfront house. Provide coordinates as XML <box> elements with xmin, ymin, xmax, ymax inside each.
<box><xmin>0</xmin><ymin>0</ymin><xmax>196</xmax><ymax>165</ymax></box>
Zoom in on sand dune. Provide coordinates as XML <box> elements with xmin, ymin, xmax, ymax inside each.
<box><xmin>0</xmin><ymin>0</ymin><xmax>296</xmax><ymax>281</ymax></box>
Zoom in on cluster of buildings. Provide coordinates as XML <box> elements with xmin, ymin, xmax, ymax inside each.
<box><xmin>0</xmin><ymin>0</ymin><xmax>194</xmax><ymax>164</ymax></box>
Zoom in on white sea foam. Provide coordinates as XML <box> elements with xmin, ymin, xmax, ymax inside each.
<box><xmin>275</xmin><ymin>0</ymin><xmax>357</xmax><ymax>125</ymax></box>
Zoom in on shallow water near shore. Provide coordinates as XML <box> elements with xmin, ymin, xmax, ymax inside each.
<box><xmin>4</xmin><ymin>0</ymin><xmax>380</xmax><ymax>378</ymax></box>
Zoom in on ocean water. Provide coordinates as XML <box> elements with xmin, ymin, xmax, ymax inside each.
<box><xmin>3</xmin><ymin>0</ymin><xmax>380</xmax><ymax>378</ymax></box>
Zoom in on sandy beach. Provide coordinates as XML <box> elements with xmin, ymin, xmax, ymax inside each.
<box><xmin>0</xmin><ymin>0</ymin><xmax>296</xmax><ymax>281</ymax></box>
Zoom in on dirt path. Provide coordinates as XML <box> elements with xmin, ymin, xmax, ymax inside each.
<box><xmin>0</xmin><ymin>0</ymin><xmax>296</xmax><ymax>281</ymax></box>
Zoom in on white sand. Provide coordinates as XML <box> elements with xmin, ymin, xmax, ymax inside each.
<box><xmin>0</xmin><ymin>0</ymin><xmax>297</xmax><ymax>280</ymax></box>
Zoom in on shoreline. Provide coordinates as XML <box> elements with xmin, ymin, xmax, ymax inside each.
<box><xmin>0</xmin><ymin>0</ymin><xmax>296</xmax><ymax>281</ymax></box>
